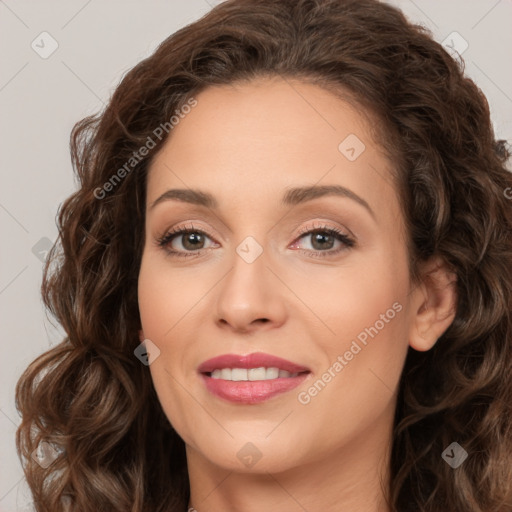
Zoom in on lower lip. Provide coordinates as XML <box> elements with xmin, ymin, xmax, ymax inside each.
<box><xmin>201</xmin><ymin>372</ymin><xmax>310</xmax><ymax>404</ymax></box>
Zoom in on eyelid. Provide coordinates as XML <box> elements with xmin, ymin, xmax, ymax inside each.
<box><xmin>157</xmin><ymin>220</ymin><xmax>351</xmax><ymax>245</ymax></box>
<box><xmin>154</xmin><ymin>221</ymin><xmax>218</xmax><ymax>247</ymax></box>
<box><xmin>295</xmin><ymin>220</ymin><xmax>352</xmax><ymax>238</ymax></box>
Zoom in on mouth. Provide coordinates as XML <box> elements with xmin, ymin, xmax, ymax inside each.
<box><xmin>198</xmin><ymin>352</ymin><xmax>311</xmax><ymax>404</ymax></box>
<box><xmin>204</xmin><ymin>367</ymin><xmax>309</xmax><ymax>380</ymax></box>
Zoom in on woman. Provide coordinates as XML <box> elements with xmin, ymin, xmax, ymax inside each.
<box><xmin>15</xmin><ymin>0</ymin><xmax>512</xmax><ymax>511</ymax></box>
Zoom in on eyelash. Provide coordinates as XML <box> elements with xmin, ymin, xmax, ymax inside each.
<box><xmin>155</xmin><ymin>222</ymin><xmax>355</xmax><ymax>259</ymax></box>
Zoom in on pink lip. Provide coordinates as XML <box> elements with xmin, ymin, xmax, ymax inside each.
<box><xmin>197</xmin><ymin>352</ymin><xmax>310</xmax><ymax>374</ymax></box>
<box><xmin>198</xmin><ymin>352</ymin><xmax>311</xmax><ymax>404</ymax></box>
<box><xmin>201</xmin><ymin>373</ymin><xmax>310</xmax><ymax>404</ymax></box>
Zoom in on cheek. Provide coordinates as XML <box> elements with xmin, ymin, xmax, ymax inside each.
<box><xmin>300</xmin><ymin>247</ymin><xmax>410</xmax><ymax>398</ymax></box>
<box><xmin>293</xmin><ymin>292</ymin><xmax>408</xmax><ymax>460</ymax></box>
<box><xmin>137</xmin><ymin>253</ymin><xmax>212</xmax><ymax>444</ymax></box>
<box><xmin>292</xmin><ymin>253</ymin><xmax>407</xmax><ymax>347</ymax></box>
<box><xmin>298</xmin><ymin>258</ymin><xmax>410</xmax><ymax>418</ymax></box>
<box><xmin>137</xmin><ymin>252</ymin><xmax>208</xmax><ymax>340</ymax></box>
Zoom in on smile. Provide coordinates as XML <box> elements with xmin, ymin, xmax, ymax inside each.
<box><xmin>198</xmin><ymin>352</ymin><xmax>312</xmax><ymax>404</ymax></box>
<box><xmin>209</xmin><ymin>367</ymin><xmax>301</xmax><ymax>380</ymax></box>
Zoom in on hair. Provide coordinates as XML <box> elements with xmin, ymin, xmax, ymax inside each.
<box><xmin>15</xmin><ymin>0</ymin><xmax>512</xmax><ymax>511</ymax></box>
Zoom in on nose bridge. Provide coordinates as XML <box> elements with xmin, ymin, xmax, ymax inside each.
<box><xmin>222</xmin><ymin>233</ymin><xmax>272</xmax><ymax>306</ymax></box>
<box><xmin>214</xmin><ymin>232</ymin><xmax>286</xmax><ymax>330</ymax></box>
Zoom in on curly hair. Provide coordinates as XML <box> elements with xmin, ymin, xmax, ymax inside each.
<box><xmin>15</xmin><ymin>0</ymin><xmax>512</xmax><ymax>511</ymax></box>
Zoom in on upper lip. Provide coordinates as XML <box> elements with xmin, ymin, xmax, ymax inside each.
<box><xmin>198</xmin><ymin>352</ymin><xmax>311</xmax><ymax>374</ymax></box>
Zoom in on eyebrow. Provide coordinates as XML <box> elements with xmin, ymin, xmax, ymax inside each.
<box><xmin>149</xmin><ymin>184</ymin><xmax>375</xmax><ymax>219</ymax></box>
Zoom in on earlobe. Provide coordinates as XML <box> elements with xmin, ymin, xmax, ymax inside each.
<box><xmin>408</xmin><ymin>257</ymin><xmax>458</xmax><ymax>352</ymax></box>
<box><xmin>138</xmin><ymin>329</ymin><xmax>145</xmax><ymax>342</ymax></box>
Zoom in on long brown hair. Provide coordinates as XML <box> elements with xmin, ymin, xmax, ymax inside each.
<box><xmin>15</xmin><ymin>0</ymin><xmax>512</xmax><ymax>510</ymax></box>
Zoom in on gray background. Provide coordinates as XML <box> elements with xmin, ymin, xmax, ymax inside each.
<box><xmin>1</xmin><ymin>1</ymin><xmax>511</xmax><ymax>510</ymax></box>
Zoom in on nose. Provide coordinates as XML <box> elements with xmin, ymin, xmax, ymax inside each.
<box><xmin>214</xmin><ymin>244</ymin><xmax>287</xmax><ymax>334</ymax></box>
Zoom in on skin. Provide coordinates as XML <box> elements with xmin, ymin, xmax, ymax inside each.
<box><xmin>137</xmin><ymin>76</ymin><xmax>457</xmax><ymax>512</ymax></box>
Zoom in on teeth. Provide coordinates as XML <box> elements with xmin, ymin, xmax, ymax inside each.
<box><xmin>231</xmin><ymin>368</ymin><xmax>247</xmax><ymax>381</ymax></box>
<box><xmin>209</xmin><ymin>367</ymin><xmax>300</xmax><ymax>381</ymax></box>
<box><xmin>248</xmin><ymin>367</ymin><xmax>266</xmax><ymax>380</ymax></box>
<box><xmin>211</xmin><ymin>369</ymin><xmax>223</xmax><ymax>379</ymax></box>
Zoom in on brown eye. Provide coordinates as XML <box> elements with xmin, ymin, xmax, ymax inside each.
<box><xmin>290</xmin><ymin>225</ymin><xmax>355</xmax><ymax>258</ymax></box>
<box><xmin>156</xmin><ymin>224</ymin><xmax>218</xmax><ymax>258</ymax></box>
<box><xmin>177</xmin><ymin>232</ymin><xmax>207</xmax><ymax>251</ymax></box>
<box><xmin>307</xmin><ymin>231</ymin><xmax>337</xmax><ymax>251</ymax></box>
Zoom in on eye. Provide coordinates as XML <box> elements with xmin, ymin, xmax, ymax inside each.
<box><xmin>156</xmin><ymin>223</ymin><xmax>217</xmax><ymax>258</ymax></box>
<box><xmin>155</xmin><ymin>221</ymin><xmax>355</xmax><ymax>259</ymax></box>
<box><xmin>290</xmin><ymin>223</ymin><xmax>355</xmax><ymax>258</ymax></box>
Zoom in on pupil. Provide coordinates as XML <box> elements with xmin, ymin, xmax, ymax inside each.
<box><xmin>312</xmin><ymin>232</ymin><xmax>333</xmax><ymax>250</ymax></box>
<box><xmin>184</xmin><ymin>233</ymin><xmax>203</xmax><ymax>249</ymax></box>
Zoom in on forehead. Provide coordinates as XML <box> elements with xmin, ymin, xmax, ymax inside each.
<box><xmin>146</xmin><ymin>77</ymin><xmax>399</xmax><ymax>222</ymax></box>
<box><xmin>155</xmin><ymin>77</ymin><xmax>375</xmax><ymax>163</ymax></box>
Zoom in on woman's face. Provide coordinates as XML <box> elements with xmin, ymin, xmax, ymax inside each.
<box><xmin>138</xmin><ymin>77</ymin><xmax>423</xmax><ymax>474</ymax></box>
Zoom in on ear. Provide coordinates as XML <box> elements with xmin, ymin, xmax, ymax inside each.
<box><xmin>138</xmin><ymin>329</ymin><xmax>145</xmax><ymax>342</ymax></box>
<box><xmin>408</xmin><ymin>256</ymin><xmax>457</xmax><ymax>352</ymax></box>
